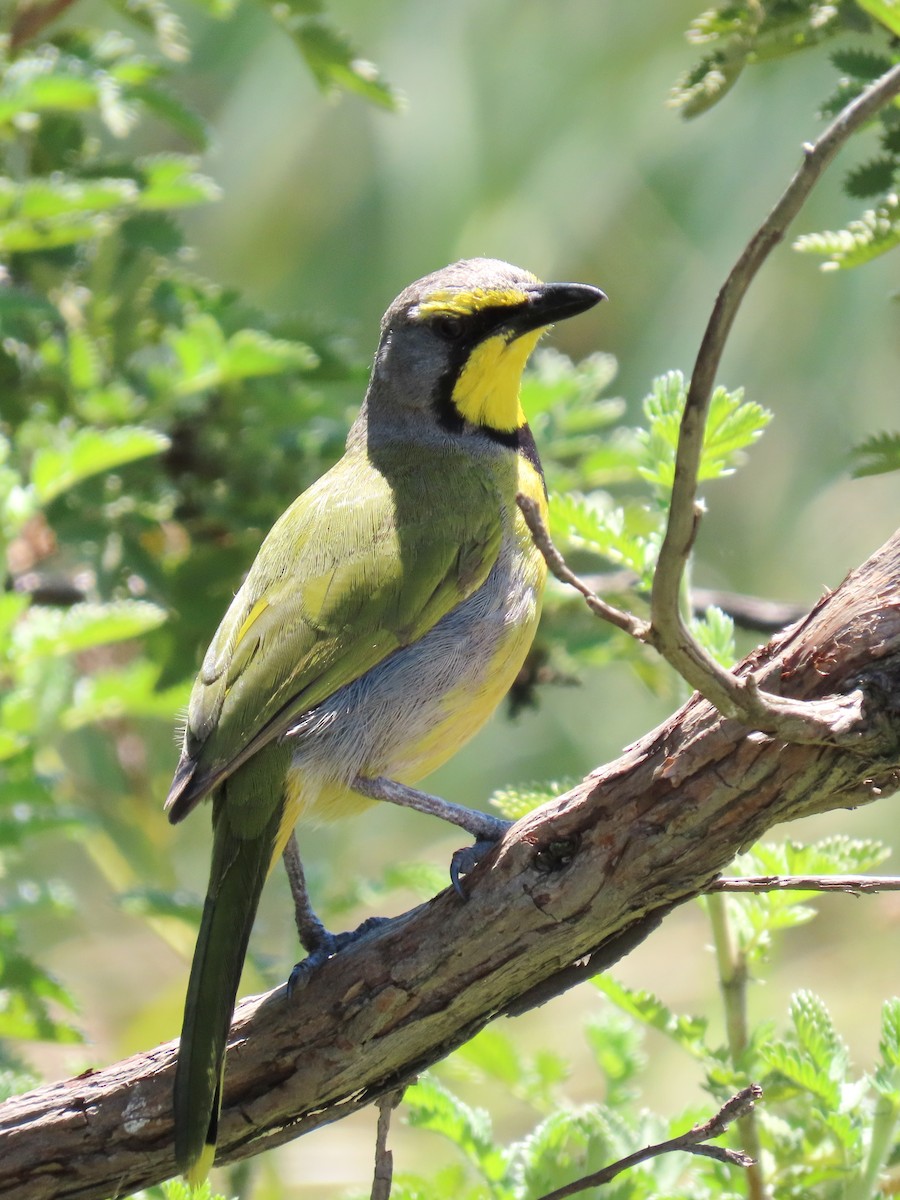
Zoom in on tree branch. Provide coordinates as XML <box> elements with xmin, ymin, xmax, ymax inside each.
<box><xmin>711</xmin><ymin>874</ymin><xmax>900</xmax><ymax>895</ymax></box>
<box><xmin>3</xmin><ymin>526</ymin><xmax>900</xmax><ymax>1199</ymax></box>
<box><xmin>645</xmin><ymin>62</ymin><xmax>900</xmax><ymax>734</ymax></box>
<box><xmin>533</xmin><ymin>1084</ymin><xmax>762</xmax><ymax>1200</ymax></box>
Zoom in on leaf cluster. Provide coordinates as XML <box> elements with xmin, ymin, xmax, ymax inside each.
<box><xmin>672</xmin><ymin>3</ymin><xmax>900</xmax><ymax>270</ymax></box>
<box><xmin>0</xmin><ymin>0</ymin><xmax>386</xmax><ymax>1080</ymax></box>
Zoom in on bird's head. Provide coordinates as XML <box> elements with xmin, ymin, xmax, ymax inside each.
<box><xmin>366</xmin><ymin>258</ymin><xmax>605</xmax><ymax>439</ymax></box>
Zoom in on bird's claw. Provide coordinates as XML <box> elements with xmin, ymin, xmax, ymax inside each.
<box><xmin>450</xmin><ymin>834</ymin><xmax>507</xmax><ymax>898</ymax></box>
<box><xmin>286</xmin><ymin>915</ymin><xmax>390</xmax><ymax>999</ymax></box>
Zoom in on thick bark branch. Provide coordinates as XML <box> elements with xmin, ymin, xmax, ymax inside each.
<box><xmin>3</xmin><ymin>529</ymin><xmax>900</xmax><ymax>1200</ymax></box>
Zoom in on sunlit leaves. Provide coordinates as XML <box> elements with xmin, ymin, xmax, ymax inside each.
<box><xmin>488</xmin><ymin>780</ymin><xmax>573</xmax><ymax>821</ymax></box>
<box><xmin>0</xmin><ymin>159</ymin><xmax>219</xmax><ymax>253</ymax></box>
<box><xmin>635</xmin><ymin>370</ymin><xmax>773</xmax><ymax>495</ymax></box>
<box><xmin>30</xmin><ymin>427</ymin><xmax>170</xmax><ymax>506</ymax></box>
<box><xmin>11</xmin><ymin>601</ymin><xmax>168</xmax><ymax>663</ymax></box>
<box><xmin>760</xmin><ymin>991</ymin><xmax>848</xmax><ymax>1111</ymax></box>
<box><xmin>670</xmin><ymin>1</ymin><xmax>850</xmax><ymax>117</ymax></box>
<box><xmin>794</xmin><ymin>191</ymin><xmax>900</xmax><ymax>267</ymax></box>
<box><xmin>159</xmin><ymin>314</ymin><xmax>318</xmax><ymax>397</ymax></box>
<box><xmin>856</xmin><ymin>0</ymin><xmax>900</xmax><ymax>35</ymax></box>
<box><xmin>712</xmin><ymin>837</ymin><xmax>890</xmax><ymax>963</ymax></box>
<box><xmin>405</xmin><ymin>1076</ymin><xmax>508</xmax><ymax>1185</ymax></box>
<box><xmin>593</xmin><ymin>976</ymin><xmax>711</xmax><ymax>1062</ymax></box>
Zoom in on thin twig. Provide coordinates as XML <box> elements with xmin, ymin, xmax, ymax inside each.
<box><xmin>370</xmin><ymin>1089</ymin><xmax>405</xmax><ymax>1200</ymax></box>
<box><xmin>517</xmin><ymin>495</ymin><xmax>648</xmax><ymax>639</ymax></box>
<box><xmin>533</xmin><ymin>1085</ymin><xmax>762</xmax><ymax>1200</ymax></box>
<box><xmin>712</xmin><ymin>874</ymin><xmax>900</xmax><ymax>895</ymax></box>
<box><xmin>520</xmin><ymin>493</ymin><xmax>866</xmax><ymax>740</ymax></box>
<box><xmin>646</xmin><ymin>61</ymin><xmax>900</xmax><ymax>736</ymax></box>
<box><xmin>10</xmin><ymin>0</ymin><xmax>80</xmax><ymax>53</ymax></box>
<box><xmin>580</xmin><ymin>570</ymin><xmax>805</xmax><ymax>634</ymax></box>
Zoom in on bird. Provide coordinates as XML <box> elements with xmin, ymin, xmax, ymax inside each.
<box><xmin>166</xmin><ymin>257</ymin><xmax>605</xmax><ymax>1183</ymax></box>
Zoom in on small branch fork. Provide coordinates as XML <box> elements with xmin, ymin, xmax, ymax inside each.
<box><xmin>523</xmin><ymin>60</ymin><xmax>900</xmax><ymax>745</ymax></box>
<box><xmin>532</xmin><ymin>1085</ymin><xmax>762</xmax><ymax>1200</ymax></box>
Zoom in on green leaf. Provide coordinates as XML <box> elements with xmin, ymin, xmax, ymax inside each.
<box><xmin>831</xmin><ymin>47</ymin><xmax>896</xmax><ymax>81</ymax></box>
<box><xmin>0</xmin><ymin>945</ymin><xmax>81</xmax><ymax>1043</ymax></box>
<box><xmin>593</xmin><ymin>976</ymin><xmax>710</xmax><ymax>1061</ymax></box>
<box><xmin>761</xmin><ymin>991</ymin><xmax>848</xmax><ymax>1111</ymax></box>
<box><xmin>851</xmin><ymin>431</ymin><xmax>900</xmax><ymax>477</ymax></box>
<box><xmin>105</xmin><ymin>0</ymin><xmax>190</xmax><ymax>62</ymax></box>
<box><xmin>584</xmin><ymin>1010</ymin><xmax>647</xmax><ymax>1101</ymax></box>
<box><xmin>0</xmin><ymin>593</ymin><xmax>30</xmax><ymax>648</ymax></box>
<box><xmin>0</xmin><ymin>213</ymin><xmax>116</xmax><ymax>253</ymax></box>
<box><xmin>514</xmin><ymin>1105</ymin><xmax>638</xmax><ymax>1200</ymax></box>
<box><xmin>0</xmin><ymin>52</ymin><xmax>100</xmax><ymax>126</ymax></box>
<box><xmin>521</xmin><ymin>349</ymin><xmax>620</xmax><ymax>418</ymax></box>
<box><xmin>164</xmin><ymin>314</ymin><xmax>318</xmax><ymax>396</ymax></box>
<box><xmin>30</xmin><ymin>427</ymin><xmax>170</xmax><ymax>505</ymax></box>
<box><xmin>692</xmin><ymin>604</ymin><xmax>736</xmax><ymax>668</ymax></box>
<box><xmin>875</xmin><ymin>998</ymin><xmax>900</xmax><ymax>1099</ymax></box>
<box><xmin>856</xmin><ymin>0</ymin><xmax>900</xmax><ymax>36</ymax></box>
<box><xmin>0</xmin><ymin>730</ymin><xmax>29</xmax><ymax>763</ymax></box>
<box><xmin>794</xmin><ymin>193</ymin><xmax>900</xmax><ymax>268</ymax></box>
<box><xmin>404</xmin><ymin>1076</ymin><xmax>507</xmax><ymax>1184</ymax></box>
<box><xmin>844</xmin><ymin>156</ymin><xmax>897</xmax><ymax>199</ymax></box>
<box><xmin>61</xmin><ymin>659</ymin><xmax>189</xmax><ymax>728</ymax></box>
<box><xmin>13</xmin><ymin>601</ymin><xmax>168</xmax><ymax>662</ymax></box>
<box><xmin>489</xmin><ymin>781</ymin><xmax>572</xmax><ymax>820</ymax></box>
<box><xmin>268</xmin><ymin>4</ymin><xmax>401</xmax><ymax>110</ymax></box>
<box><xmin>0</xmin><ymin>176</ymin><xmax>139</xmax><ymax>222</ymax></box>
<box><xmin>550</xmin><ymin>491</ymin><xmax>658</xmax><ymax>580</ymax></box>
<box><xmin>67</xmin><ymin>329</ymin><xmax>104</xmax><ymax>392</ymax></box>
<box><xmin>636</xmin><ymin>371</ymin><xmax>772</xmax><ymax>494</ymax></box>
<box><xmin>670</xmin><ymin>52</ymin><xmax>744</xmax><ymax>118</ymax></box>
<box><xmin>134</xmin><ymin>155</ymin><xmax>221</xmax><ymax>209</ymax></box>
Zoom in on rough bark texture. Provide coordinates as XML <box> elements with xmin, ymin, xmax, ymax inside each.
<box><xmin>4</xmin><ymin>531</ymin><xmax>900</xmax><ymax>1200</ymax></box>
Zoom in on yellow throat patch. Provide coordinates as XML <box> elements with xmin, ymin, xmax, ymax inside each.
<box><xmin>451</xmin><ymin>328</ymin><xmax>543</xmax><ymax>433</ymax></box>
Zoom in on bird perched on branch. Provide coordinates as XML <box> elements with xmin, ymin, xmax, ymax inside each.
<box><xmin>166</xmin><ymin>258</ymin><xmax>605</xmax><ymax>1182</ymax></box>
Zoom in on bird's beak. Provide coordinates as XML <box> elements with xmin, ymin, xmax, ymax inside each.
<box><xmin>518</xmin><ymin>281</ymin><xmax>607</xmax><ymax>333</ymax></box>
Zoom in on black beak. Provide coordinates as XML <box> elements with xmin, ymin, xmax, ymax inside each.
<box><xmin>517</xmin><ymin>281</ymin><xmax>607</xmax><ymax>334</ymax></box>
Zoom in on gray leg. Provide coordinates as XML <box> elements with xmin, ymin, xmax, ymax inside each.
<box><xmin>282</xmin><ymin>831</ymin><xmax>331</xmax><ymax>954</ymax></box>
<box><xmin>282</xmin><ymin>830</ymin><xmax>389</xmax><ymax>999</ymax></box>
<box><xmin>352</xmin><ymin>775</ymin><xmax>512</xmax><ymax>895</ymax></box>
<box><xmin>352</xmin><ymin>775</ymin><xmax>510</xmax><ymax>841</ymax></box>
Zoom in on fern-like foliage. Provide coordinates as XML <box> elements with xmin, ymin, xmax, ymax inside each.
<box><xmin>673</xmin><ymin>5</ymin><xmax>900</xmax><ymax>273</ymax></box>
<box><xmin>844</xmin><ymin>154</ymin><xmax>897</xmax><ymax>198</ymax></box>
<box><xmin>670</xmin><ymin>2</ymin><xmax>866</xmax><ymax>117</ymax></box>
<box><xmin>849</xmin><ymin>430</ymin><xmax>900</xmax><ymax>477</ymax></box>
<box><xmin>793</xmin><ymin>191</ymin><xmax>900</xmax><ymax>267</ymax></box>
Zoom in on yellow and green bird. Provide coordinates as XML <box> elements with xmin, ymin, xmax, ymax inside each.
<box><xmin>166</xmin><ymin>258</ymin><xmax>604</xmax><ymax>1182</ymax></box>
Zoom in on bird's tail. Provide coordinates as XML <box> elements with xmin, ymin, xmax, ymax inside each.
<box><xmin>173</xmin><ymin>769</ymin><xmax>284</xmax><ymax>1184</ymax></box>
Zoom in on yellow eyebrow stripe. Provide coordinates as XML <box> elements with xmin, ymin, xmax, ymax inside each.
<box><xmin>417</xmin><ymin>285</ymin><xmax>533</xmax><ymax>318</ymax></box>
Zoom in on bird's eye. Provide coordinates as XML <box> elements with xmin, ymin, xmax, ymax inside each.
<box><xmin>431</xmin><ymin>314</ymin><xmax>466</xmax><ymax>342</ymax></box>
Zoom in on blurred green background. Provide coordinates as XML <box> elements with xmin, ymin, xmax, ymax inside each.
<box><xmin>5</xmin><ymin>1</ymin><xmax>900</xmax><ymax>1196</ymax></box>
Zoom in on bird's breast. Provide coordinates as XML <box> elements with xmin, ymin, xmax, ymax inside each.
<box><xmin>281</xmin><ymin>458</ymin><xmax>547</xmax><ymax>828</ymax></box>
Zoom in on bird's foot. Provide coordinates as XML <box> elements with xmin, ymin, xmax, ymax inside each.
<box><xmin>286</xmin><ymin>914</ymin><xmax>389</xmax><ymax>999</ymax></box>
<box><xmin>450</xmin><ymin>826</ymin><xmax>512</xmax><ymax>898</ymax></box>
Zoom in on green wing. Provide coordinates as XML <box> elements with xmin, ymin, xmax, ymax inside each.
<box><xmin>166</xmin><ymin>445</ymin><xmax>502</xmax><ymax>820</ymax></box>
